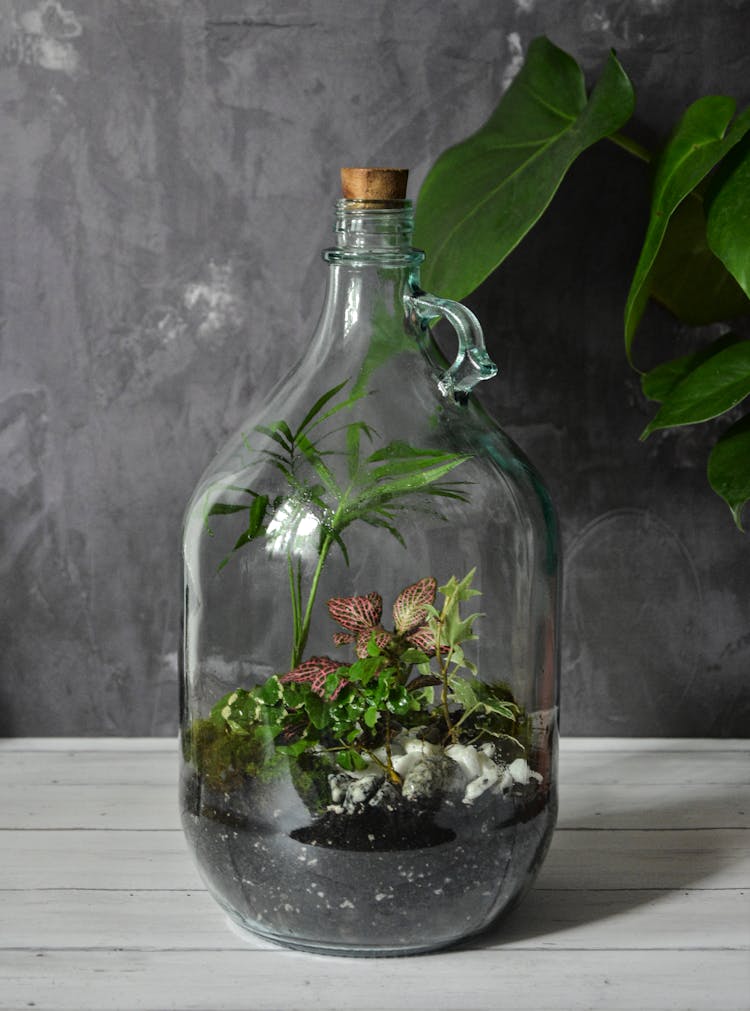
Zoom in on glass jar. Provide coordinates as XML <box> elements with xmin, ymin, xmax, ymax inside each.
<box><xmin>180</xmin><ymin>171</ymin><xmax>559</xmax><ymax>957</ymax></box>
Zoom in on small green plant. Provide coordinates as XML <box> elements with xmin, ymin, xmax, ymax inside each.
<box><xmin>194</xmin><ymin>571</ymin><xmax>527</xmax><ymax>789</ymax></box>
<box><xmin>413</xmin><ymin>35</ymin><xmax>750</xmax><ymax>528</ymax></box>
<box><xmin>203</xmin><ymin>381</ymin><xmax>471</xmax><ymax>666</ymax></box>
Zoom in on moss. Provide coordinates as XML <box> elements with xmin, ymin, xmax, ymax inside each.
<box><xmin>183</xmin><ymin>718</ymin><xmax>267</xmax><ymax>792</ymax></box>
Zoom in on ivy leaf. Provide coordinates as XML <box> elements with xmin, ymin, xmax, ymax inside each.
<box><xmin>439</xmin><ymin>569</ymin><xmax>481</xmax><ymax>603</ymax></box>
<box><xmin>413</xmin><ymin>36</ymin><xmax>634</xmax><ymax>300</ymax></box>
<box><xmin>449</xmin><ymin>676</ymin><xmax>479</xmax><ymax>713</ymax></box>
<box><xmin>642</xmin><ymin>334</ymin><xmax>744</xmax><ymax>403</ymax></box>
<box><xmin>707</xmin><ymin>414</ymin><xmax>750</xmax><ymax>530</ymax></box>
<box><xmin>337</xmin><ymin>749</ymin><xmax>369</xmax><ymax>773</ymax></box>
<box><xmin>641</xmin><ymin>340</ymin><xmax>750</xmax><ymax>437</ymax></box>
<box><xmin>625</xmin><ymin>95</ymin><xmax>750</xmax><ymax>361</ymax></box>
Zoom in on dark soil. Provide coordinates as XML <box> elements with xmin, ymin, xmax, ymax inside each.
<box><xmin>181</xmin><ymin>764</ymin><xmax>556</xmax><ymax>955</ymax></box>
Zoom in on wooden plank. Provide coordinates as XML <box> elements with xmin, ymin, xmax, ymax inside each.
<box><xmin>0</xmin><ymin>738</ymin><xmax>177</xmax><ymax>752</ymax></box>
<box><xmin>0</xmin><ymin>831</ymin><xmax>203</xmax><ymax>890</ymax></box>
<box><xmin>558</xmin><ymin>782</ymin><xmax>750</xmax><ymax>830</ymax></box>
<box><xmin>538</xmin><ymin>827</ymin><xmax>750</xmax><ymax>890</ymax></box>
<box><xmin>1</xmin><ymin>886</ymin><xmax>747</xmax><ymax>952</ymax></box>
<box><xmin>0</xmin><ymin>750</ymin><xmax>178</xmax><ymax>787</ymax></box>
<box><xmin>558</xmin><ymin>749</ymin><xmax>750</xmax><ymax>786</ymax></box>
<box><xmin>0</xmin><ymin>783</ymin><xmax>181</xmax><ymax>830</ymax></box>
<box><xmin>0</xmin><ymin>948</ymin><xmax>747</xmax><ymax>1011</ymax></box>
<box><xmin>1</xmin><ymin>828</ymin><xmax>747</xmax><ymax>892</ymax></box>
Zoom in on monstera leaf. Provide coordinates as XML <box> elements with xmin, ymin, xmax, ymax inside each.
<box><xmin>706</xmin><ymin>133</ymin><xmax>750</xmax><ymax>299</ymax></box>
<box><xmin>624</xmin><ymin>95</ymin><xmax>750</xmax><ymax>360</ymax></box>
<box><xmin>413</xmin><ymin>36</ymin><xmax>634</xmax><ymax>300</ymax></box>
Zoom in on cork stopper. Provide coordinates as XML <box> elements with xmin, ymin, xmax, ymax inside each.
<box><xmin>341</xmin><ymin>167</ymin><xmax>409</xmax><ymax>201</ymax></box>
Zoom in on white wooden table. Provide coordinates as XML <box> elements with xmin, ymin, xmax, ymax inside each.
<box><xmin>0</xmin><ymin>738</ymin><xmax>747</xmax><ymax>1011</ymax></box>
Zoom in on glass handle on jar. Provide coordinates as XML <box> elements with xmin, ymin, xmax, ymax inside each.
<box><xmin>404</xmin><ymin>291</ymin><xmax>499</xmax><ymax>398</ymax></box>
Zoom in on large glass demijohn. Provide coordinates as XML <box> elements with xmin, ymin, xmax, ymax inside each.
<box><xmin>180</xmin><ymin>168</ymin><xmax>560</xmax><ymax>956</ymax></box>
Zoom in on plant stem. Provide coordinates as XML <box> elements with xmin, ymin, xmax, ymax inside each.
<box><xmin>287</xmin><ymin>553</ymin><xmax>302</xmax><ymax>669</ymax></box>
<box><xmin>607</xmin><ymin>131</ymin><xmax>653</xmax><ymax>164</ymax></box>
<box><xmin>292</xmin><ymin>532</ymin><xmax>334</xmax><ymax>667</ymax></box>
<box><xmin>383</xmin><ymin>711</ymin><xmax>399</xmax><ymax>784</ymax></box>
<box><xmin>433</xmin><ymin>617</ymin><xmax>457</xmax><ymax>744</ymax></box>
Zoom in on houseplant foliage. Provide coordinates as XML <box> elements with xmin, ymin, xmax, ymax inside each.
<box><xmin>413</xmin><ymin>35</ymin><xmax>750</xmax><ymax>528</ymax></box>
<box><xmin>192</xmin><ymin>386</ymin><xmax>531</xmax><ymax>788</ymax></box>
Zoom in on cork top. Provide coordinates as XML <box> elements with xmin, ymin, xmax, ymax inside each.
<box><xmin>341</xmin><ymin>167</ymin><xmax>409</xmax><ymax>201</ymax></box>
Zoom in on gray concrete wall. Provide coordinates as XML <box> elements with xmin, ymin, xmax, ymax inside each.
<box><xmin>0</xmin><ymin>0</ymin><xmax>747</xmax><ymax>736</ymax></box>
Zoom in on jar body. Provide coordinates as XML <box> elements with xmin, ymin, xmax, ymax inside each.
<box><xmin>180</xmin><ymin>201</ymin><xmax>559</xmax><ymax>956</ymax></box>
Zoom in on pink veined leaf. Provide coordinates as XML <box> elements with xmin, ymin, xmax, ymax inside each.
<box><xmin>333</xmin><ymin>631</ymin><xmax>355</xmax><ymax>647</ymax></box>
<box><xmin>393</xmin><ymin>577</ymin><xmax>437</xmax><ymax>634</ymax></box>
<box><xmin>279</xmin><ymin>656</ymin><xmax>348</xmax><ymax>699</ymax></box>
<box><xmin>405</xmin><ymin>625</ymin><xmax>449</xmax><ymax>656</ymax></box>
<box><xmin>327</xmin><ymin>591</ymin><xmax>382</xmax><ymax>632</ymax></box>
<box><xmin>355</xmin><ymin>626</ymin><xmax>394</xmax><ymax>659</ymax></box>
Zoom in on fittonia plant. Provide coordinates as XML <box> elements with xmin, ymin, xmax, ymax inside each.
<box><xmin>207</xmin><ymin>571</ymin><xmax>528</xmax><ymax>786</ymax></box>
<box><xmin>191</xmin><ymin>383</ymin><xmax>531</xmax><ymax>796</ymax></box>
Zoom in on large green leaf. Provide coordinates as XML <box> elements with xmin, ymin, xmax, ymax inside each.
<box><xmin>706</xmin><ymin>134</ymin><xmax>750</xmax><ymax>298</ymax></box>
<box><xmin>641</xmin><ymin>340</ymin><xmax>750</xmax><ymax>437</ymax></box>
<box><xmin>641</xmin><ymin>334</ymin><xmax>745</xmax><ymax>403</ymax></box>
<box><xmin>648</xmin><ymin>194</ymin><xmax>750</xmax><ymax>325</ymax></box>
<box><xmin>624</xmin><ymin>96</ymin><xmax>750</xmax><ymax>360</ymax></box>
<box><xmin>707</xmin><ymin>414</ymin><xmax>750</xmax><ymax>530</ymax></box>
<box><xmin>413</xmin><ymin>36</ymin><xmax>634</xmax><ymax>300</ymax></box>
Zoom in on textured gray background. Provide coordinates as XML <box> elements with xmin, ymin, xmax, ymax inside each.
<box><xmin>0</xmin><ymin>0</ymin><xmax>747</xmax><ymax>736</ymax></box>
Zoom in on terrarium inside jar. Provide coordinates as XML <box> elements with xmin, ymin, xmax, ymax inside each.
<box><xmin>180</xmin><ymin>168</ymin><xmax>560</xmax><ymax>957</ymax></box>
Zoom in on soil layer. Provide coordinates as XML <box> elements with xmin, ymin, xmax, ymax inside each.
<box><xmin>181</xmin><ymin>765</ymin><xmax>556</xmax><ymax>954</ymax></box>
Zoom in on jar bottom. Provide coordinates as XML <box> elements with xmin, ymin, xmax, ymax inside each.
<box><xmin>184</xmin><ymin>776</ymin><xmax>556</xmax><ymax>957</ymax></box>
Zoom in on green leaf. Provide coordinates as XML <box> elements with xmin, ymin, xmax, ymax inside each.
<box><xmin>294</xmin><ymin>380</ymin><xmax>349</xmax><ymax>438</ymax></box>
<box><xmin>449</xmin><ymin>676</ymin><xmax>479</xmax><ymax>712</ymax></box>
<box><xmin>337</xmin><ymin>749</ymin><xmax>368</xmax><ymax>772</ymax></box>
<box><xmin>413</xmin><ymin>36</ymin><xmax>634</xmax><ymax>300</ymax></box>
<box><xmin>642</xmin><ymin>334</ymin><xmax>745</xmax><ymax>402</ymax></box>
<box><xmin>258</xmin><ymin>675</ymin><xmax>284</xmax><ymax>706</ymax></box>
<box><xmin>366</xmin><ymin>441</ymin><xmax>454</xmax><ymax>463</ymax></box>
<box><xmin>206</xmin><ymin>503</ymin><xmax>248</xmax><ymax>517</ymax></box>
<box><xmin>296</xmin><ymin>433</ymin><xmax>342</xmax><ymax>497</ymax></box>
<box><xmin>706</xmin><ymin>134</ymin><xmax>750</xmax><ymax>298</ymax></box>
<box><xmin>364</xmin><ymin>706</ymin><xmax>379</xmax><ymax>728</ymax></box>
<box><xmin>358</xmin><ymin>513</ymin><xmax>407</xmax><ymax>549</ymax></box>
<box><xmin>355</xmin><ymin>456</ymin><xmax>472</xmax><ymax>508</ymax></box>
<box><xmin>648</xmin><ymin>193</ymin><xmax>750</xmax><ymax>325</ymax></box>
<box><xmin>400</xmin><ymin>648</ymin><xmax>430</xmax><ymax>665</ymax></box>
<box><xmin>232</xmin><ymin>494</ymin><xmax>270</xmax><ymax>551</ymax></box>
<box><xmin>255</xmin><ymin>423</ymin><xmax>293</xmax><ymax>454</ymax></box>
<box><xmin>248</xmin><ymin>495</ymin><xmax>269</xmax><ymax>537</ymax></box>
<box><xmin>707</xmin><ymin>414</ymin><xmax>750</xmax><ymax>530</ymax></box>
<box><xmin>625</xmin><ymin>96</ymin><xmax>750</xmax><ymax>360</ymax></box>
<box><xmin>642</xmin><ymin>340</ymin><xmax>750</xmax><ymax>437</ymax></box>
<box><xmin>304</xmin><ymin>693</ymin><xmax>329</xmax><ymax>731</ymax></box>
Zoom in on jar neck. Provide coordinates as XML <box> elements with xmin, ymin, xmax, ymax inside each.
<box><xmin>323</xmin><ymin>199</ymin><xmax>425</xmax><ymax>267</ymax></box>
<box><xmin>311</xmin><ymin>200</ymin><xmax>425</xmax><ymax>368</ymax></box>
